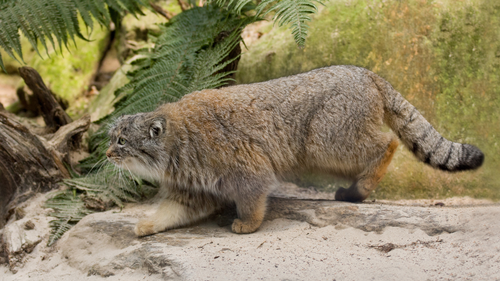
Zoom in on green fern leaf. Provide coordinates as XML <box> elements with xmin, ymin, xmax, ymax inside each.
<box><xmin>74</xmin><ymin>1</ymin><xmax>95</xmax><ymax>30</ymax></box>
<box><xmin>203</xmin><ymin>0</ymin><xmax>324</xmax><ymax>47</ymax></box>
<box><xmin>22</xmin><ymin>0</ymin><xmax>57</xmax><ymax>57</ymax></box>
<box><xmin>46</xmin><ymin>191</ymin><xmax>94</xmax><ymax>246</ymax></box>
<box><xmin>47</xmin><ymin>220</ymin><xmax>73</xmax><ymax>246</ymax></box>
<box><xmin>0</xmin><ymin>3</ymin><xmax>24</xmax><ymax>64</ymax></box>
<box><xmin>0</xmin><ymin>0</ymin><xmax>148</xmax><ymax>72</ymax></box>
<box><xmin>45</xmin><ymin>163</ymin><xmax>150</xmax><ymax>245</ymax></box>
<box><xmin>9</xmin><ymin>3</ymin><xmax>42</xmax><ymax>58</ymax></box>
<box><xmin>257</xmin><ymin>0</ymin><xmax>323</xmax><ymax>47</ymax></box>
<box><xmin>64</xmin><ymin>163</ymin><xmax>143</xmax><ymax>206</ymax></box>
<box><xmin>80</xmin><ymin>0</ymin><xmax>112</xmax><ymax>27</ymax></box>
<box><xmin>211</xmin><ymin>0</ymin><xmax>255</xmax><ymax>14</ymax></box>
<box><xmin>186</xmin><ymin>32</ymin><xmax>243</xmax><ymax>91</ymax></box>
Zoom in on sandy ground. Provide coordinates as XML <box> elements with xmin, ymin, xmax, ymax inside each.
<box><xmin>1</xmin><ymin>192</ymin><xmax>499</xmax><ymax>281</ymax></box>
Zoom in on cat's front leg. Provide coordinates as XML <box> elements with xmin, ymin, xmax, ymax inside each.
<box><xmin>135</xmin><ymin>198</ymin><xmax>216</xmax><ymax>236</ymax></box>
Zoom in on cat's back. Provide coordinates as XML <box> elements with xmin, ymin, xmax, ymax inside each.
<box><xmin>150</xmin><ymin>65</ymin><xmax>385</xmax><ymax>175</ymax></box>
<box><xmin>165</xmin><ymin>65</ymin><xmax>377</xmax><ymax>117</ymax></box>
<box><xmin>157</xmin><ymin>65</ymin><xmax>383</xmax><ymax>149</ymax></box>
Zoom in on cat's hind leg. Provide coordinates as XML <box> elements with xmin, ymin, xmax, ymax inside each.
<box><xmin>335</xmin><ymin>136</ymin><xmax>399</xmax><ymax>202</ymax></box>
<box><xmin>230</xmin><ymin>174</ymin><xmax>275</xmax><ymax>234</ymax></box>
<box><xmin>232</xmin><ymin>192</ymin><xmax>268</xmax><ymax>234</ymax></box>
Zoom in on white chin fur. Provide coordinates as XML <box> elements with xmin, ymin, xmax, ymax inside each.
<box><xmin>123</xmin><ymin>158</ymin><xmax>162</xmax><ymax>182</ymax></box>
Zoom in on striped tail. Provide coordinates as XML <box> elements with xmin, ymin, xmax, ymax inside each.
<box><xmin>370</xmin><ymin>73</ymin><xmax>484</xmax><ymax>172</ymax></box>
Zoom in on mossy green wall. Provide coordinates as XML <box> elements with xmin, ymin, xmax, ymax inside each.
<box><xmin>237</xmin><ymin>0</ymin><xmax>500</xmax><ymax>200</ymax></box>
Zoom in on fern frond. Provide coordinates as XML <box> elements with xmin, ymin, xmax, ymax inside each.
<box><xmin>185</xmin><ymin>31</ymin><xmax>243</xmax><ymax>92</ymax></box>
<box><xmin>47</xmin><ymin>220</ymin><xmax>73</xmax><ymax>246</ymax></box>
<box><xmin>45</xmin><ymin>163</ymin><xmax>151</xmax><ymax>245</ymax></box>
<box><xmin>10</xmin><ymin>3</ymin><xmax>42</xmax><ymax>58</ymax></box>
<box><xmin>210</xmin><ymin>0</ymin><xmax>255</xmax><ymax>14</ymax></box>
<box><xmin>78</xmin><ymin>0</ymin><xmax>112</xmax><ymax>27</ymax></box>
<box><xmin>63</xmin><ymin>163</ymin><xmax>144</xmax><ymax>207</ymax></box>
<box><xmin>45</xmin><ymin>191</ymin><xmax>94</xmax><ymax>246</ymax></box>
<box><xmin>209</xmin><ymin>0</ymin><xmax>323</xmax><ymax>47</ymax></box>
<box><xmin>0</xmin><ymin>0</ymin><xmax>148</xmax><ymax>72</ymax></box>
<box><xmin>256</xmin><ymin>0</ymin><xmax>323</xmax><ymax>47</ymax></box>
<box><xmin>0</xmin><ymin>5</ymin><xmax>23</xmax><ymax>65</ymax></box>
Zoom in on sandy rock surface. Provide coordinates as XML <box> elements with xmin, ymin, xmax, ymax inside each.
<box><xmin>1</xmin><ymin>192</ymin><xmax>500</xmax><ymax>281</ymax></box>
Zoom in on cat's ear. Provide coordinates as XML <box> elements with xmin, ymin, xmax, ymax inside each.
<box><xmin>149</xmin><ymin>118</ymin><xmax>165</xmax><ymax>138</ymax></box>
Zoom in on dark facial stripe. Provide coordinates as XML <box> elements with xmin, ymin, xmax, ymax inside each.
<box><xmin>169</xmin><ymin>142</ymin><xmax>181</xmax><ymax>170</ymax></box>
<box><xmin>139</xmin><ymin>148</ymin><xmax>157</xmax><ymax>163</ymax></box>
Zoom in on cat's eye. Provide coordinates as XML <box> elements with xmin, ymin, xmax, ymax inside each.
<box><xmin>118</xmin><ymin>137</ymin><xmax>127</xmax><ymax>145</ymax></box>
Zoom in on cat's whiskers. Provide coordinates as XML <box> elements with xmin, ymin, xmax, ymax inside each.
<box><xmin>117</xmin><ymin>166</ymin><xmax>128</xmax><ymax>190</ymax></box>
<box><xmin>89</xmin><ymin>158</ymin><xmax>104</xmax><ymax>173</ymax></box>
<box><xmin>91</xmin><ymin>157</ymin><xmax>108</xmax><ymax>174</ymax></box>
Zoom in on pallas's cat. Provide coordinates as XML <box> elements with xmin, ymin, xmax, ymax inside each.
<box><xmin>106</xmin><ymin>65</ymin><xmax>484</xmax><ymax>236</ymax></box>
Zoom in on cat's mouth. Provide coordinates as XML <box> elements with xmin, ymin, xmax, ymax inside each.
<box><xmin>106</xmin><ymin>155</ymin><xmax>156</xmax><ymax>179</ymax></box>
<box><xmin>107</xmin><ymin>156</ymin><xmax>123</xmax><ymax>167</ymax></box>
<box><xmin>113</xmin><ymin>157</ymin><xmax>157</xmax><ymax>180</ymax></box>
<box><xmin>107</xmin><ymin>157</ymin><xmax>141</xmax><ymax>177</ymax></box>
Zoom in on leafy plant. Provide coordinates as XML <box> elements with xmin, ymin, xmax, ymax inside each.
<box><xmin>255</xmin><ymin>0</ymin><xmax>324</xmax><ymax>47</ymax></box>
<box><xmin>0</xmin><ymin>0</ymin><xmax>148</xmax><ymax>72</ymax></box>
<box><xmin>46</xmin><ymin>163</ymin><xmax>155</xmax><ymax>245</ymax></box>
<box><xmin>213</xmin><ymin>0</ymin><xmax>324</xmax><ymax>47</ymax></box>
<box><xmin>45</xmin><ymin>190</ymin><xmax>94</xmax><ymax>246</ymax></box>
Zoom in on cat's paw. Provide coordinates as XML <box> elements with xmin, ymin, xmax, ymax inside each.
<box><xmin>231</xmin><ymin>218</ymin><xmax>259</xmax><ymax>234</ymax></box>
<box><xmin>134</xmin><ymin>219</ymin><xmax>157</xmax><ymax>237</ymax></box>
<box><xmin>334</xmin><ymin>186</ymin><xmax>365</xmax><ymax>202</ymax></box>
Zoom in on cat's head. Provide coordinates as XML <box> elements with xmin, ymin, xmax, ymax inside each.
<box><xmin>106</xmin><ymin>113</ymin><xmax>167</xmax><ymax>180</ymax></box>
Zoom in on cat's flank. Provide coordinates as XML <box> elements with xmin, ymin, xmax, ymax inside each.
<box><xmin>106</xmin><ymin>65</ymin><xmax>484</xmax><ymax>236</ymax></box>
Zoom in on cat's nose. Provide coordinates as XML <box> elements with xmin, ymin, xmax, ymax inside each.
<box><xmin>106</xmin><ymin>149</ymin><xmax>113</xmax><ymax>158</ymax></box>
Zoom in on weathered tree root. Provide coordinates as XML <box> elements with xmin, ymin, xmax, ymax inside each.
<box><xmin>0</xmin><ymin>67</ymin><xmax>91</xmax><ymax>228</ymax></box>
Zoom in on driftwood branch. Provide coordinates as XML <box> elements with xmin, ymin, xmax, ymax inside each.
<box><xmin>48</xmin><ymin>115</ymin><xmax>91</xmax><ymax>153</ymax></box>
<box><xmin>0</xmin><ymin>67</ymin><xmax>92</xmax><ymax>228</ymax></box>
<box><xmin>43</xmin><ymin>115</ymin><xmax>91</xmax><ymax>176</ymax></box>
<box><xmin>0</xmin><ymin>112</ymin><xmax>92</xmax><ymax>228</ymax></box>
<box><xmin>0</xmin><ymin>111</ymin><xmax>64</xmax><ymax>228</ymax></box>
<box><xmin>18</xmin><ymin>66</ymin><xmax>72</xmax><ymax>131</ymax></box>
<box><xmin>177</xmin><ymin>0</ymin><xmax>188</xmax><ymax>11</ymax></box>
